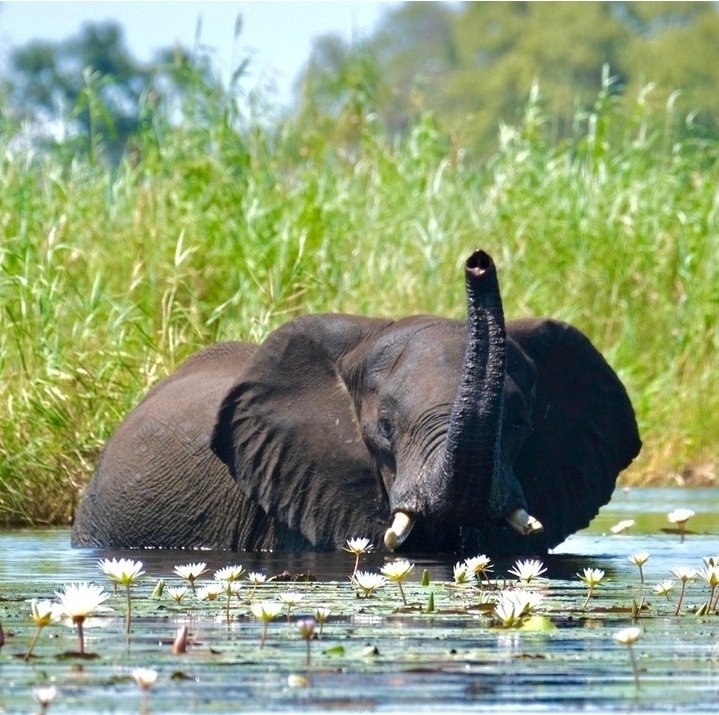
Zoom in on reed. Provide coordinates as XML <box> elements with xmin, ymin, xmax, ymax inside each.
<box><xmin>1</xmin><ymin>76</ymin><xmax>717</xmax><ymax>525</ymax></box>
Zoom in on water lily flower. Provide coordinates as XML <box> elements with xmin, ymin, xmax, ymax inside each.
<box><xmin>577</xmin><ymin>568</ymin><xmax>605</xmax><ymax>611</ymax></box>
<box><xmin>166</xmin><ymin>586</ymin><xmax>188</xmax><ymax>604</ymax></box>
<box><xmin>250</xmin><ymin>600</ymin><xmax>283</xmax><ymax>648</ymax></box>
<box><xmin>296</xmin><ymin>618</ymin><xmax>316</xmax><ymax>665</ymax></box>
<box><xmin>653</xmin><ymin>579</ymin><xmax>675</xmax><ymax>600</ymax></box>
<box><xmin>246</xmin><ymin>572</ymin><xmax>267</xmax><ymax>600</ymax></box>
<box><xmin>671</xmin><ymin>566</ymin><xmax>698</xmax><ymax>615</ymax></box>
<box><xmin>464</xmin><ymin>554</ymin><xmax>493</xmax><ymax>585</ymax></box>
<box><xmin>196</xmin><ymin>583</ymin><xmax>224</xmax><ymax>602</ymax></box>
<box><xmin>313</xmin><ymin>606</ymin><xmax>331</xmax><ymax>637</ymax></box>
<box><xmin>343</xmin><ymin>537</ymin><xmax>374</xmax><ymax>576</ymax></box>
<box><xmin>54</xmin><ymin>582</ymin><xmax>111</xmax><ymax>656</ymax></box>
<box><xmin>350</xmin><ymin>570</ymin><xmax>387</xmax><ymax>598</ymax></box>
<box><xmin>667</xmin><ymin>508</ymin><xmax>695</xmax><ymax>542</ymax></box>
<box><xmin>25</xmin><ymin>599</ymin><xmax>61</xmax><ymax>660</ymax></box>
<box><xmin>453</xmin><ymin>561</ymin><xmax>472</xmax><ymax>586</ymax></box>
<box><xmin>279</xmin><ymin>592</ymin><xmax>304</xmax><ymax>620</ymax></box>
<box><xmin>508</xmin><ymin>558</ymin><xmax>547</xmax><ymax>583</ymax></box>
<box><xmin>97</xmin><ymin>557</ymin><xmax>144</xmax><ymax>633</ymax></box>
<box><xmin>610</xmin><ymin>519</ymin><xmax>635</xmax><ymax>535</ymax></box>
<box><xmin>32</xmin><ymin>684</ymin><xmax>58</xmax><ymax>710</ymax></box>
<box><xmin>698</xmin><ymin>563</ymin><xmax>719</xmax><ymax>612</ymax></box>
<box><xmin>613</xmin><ymin>626</ymin><xmax>642</xmax><ymax>688</ymax></box>
<box><xmin>131</xmin><ymin>667</ymin><xmax>158</xmax><ymax>690</ymax></box>
<box><xmin>173</xmin><ymin>562</ymin><xmax>208</xmax><ymax>593</ymax></box>
<box><xmin>380</xmin><ymin>559</ymin><xmax>415</xmax><ymax>606</ymax></box>
<box><xmin>494</xmin><ymin>589</ymin><xmax>543</xmax><ymax>628</ymax></box>
<box><xmin>629</xmin><ymin>552</ymin><xmax>650</xmax><ymax>584</ymax></box>
<box><xmin>216</xmin><ymin>580</ymin><xmax>242</xmax><ymax>623</ymax></box>
<box><xmin>214</xmin><ymin>565</ymin><xmax>246</xmax><ymax>582</ymax></box>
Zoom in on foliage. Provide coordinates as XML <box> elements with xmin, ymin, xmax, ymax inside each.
<box><xmin>1</xmin><ymin>60</ymin><xmax>718</xmax><ymax>525</ymax></box>
<box><xmin>296</xmin><ymin>1</ymin><xmax>719</xmax><ymax>156</ymax></box>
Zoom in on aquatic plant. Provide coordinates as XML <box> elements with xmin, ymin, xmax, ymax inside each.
<box><xmin>613</xmin><ymin>626</ymin><xmax>643</xmax><ymax>689</ymax></box>
<box><xmin>667</xmin><ymin>509</ymin><xmax>695</xmax><ymax>542</ymax></box>
<box><xmin>172</xmin><ymin>562</ymin><xmax>208</xmax><ymax>594</ymax></box>
<box><xmin>578</xmin><ymin>568</ymin><xmax>605</xmax><ymax>611</ymax></box>
<box><xmin>671</xmin><ymin>566</ymin><xmax>698</xmax><ymax>615</ymax></box>
<box><xmin>54</xmin><ymin>582</ymin><xmax>111</xmax><ymax>656</ymax></box>
<box><xmin>25</xmin><ymin>599</ymin><xmax>60</xmax><ymax>660</ymax></box>
<box><xmin>380</xmin><ymin>559</ymin><xmax>415</xmax><ymax>606</ymax></box>
<box><xmin>350</xmin><ymin>570</ymin><xmax>387</xmax><ymax>598</ymax></box>
<box><xmin>296</xmin><ymin>618</ymin><xmax>316</xmax><ymax>666</ymax></box>
<box><xmin>508</xmin><ymin>558</ymin><xmax>547</xmax><ymax>584</ymax></box>
<box><xmin>629</xmin><ymin>552</ymin><xmax>650</xmax><ymax>584</ymax></box>
<box><xmin>313</xmin><ymin>606</ymin><xmax>331</xmax><ymax>637</ymax></box>
<box><xmin>97</xmin><ymin>557</ymin><xmax>144</xmax><ymax>633</ymax></box>
<box><xmin>250</xmin><ymin>601</ymin><xmax>283</xmax><ymax>649</ymax></box>
<box><xmin>343</xmin><ymin>538</ymin><xmax>374</xmax><ymax>577</ymax></box>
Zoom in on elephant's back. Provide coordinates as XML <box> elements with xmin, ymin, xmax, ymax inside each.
<box><xmin>71</xmin><ymin>341</ymin><xmax>290</xmax><ymax>550</ymax></box>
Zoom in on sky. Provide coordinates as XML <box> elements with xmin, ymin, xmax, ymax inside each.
<box><xmin>0</xmin><ymin>1</ymin><xmax>401</xmax><ymax>105</ymax></box>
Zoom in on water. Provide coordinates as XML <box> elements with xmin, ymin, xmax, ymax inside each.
<box><xmin>1</xmin><ymin>487</ymin><xmax>718</xmax><ymax>714</ymax></box>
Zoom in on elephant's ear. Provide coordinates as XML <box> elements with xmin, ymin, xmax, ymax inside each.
<box><xmin>211</xmin><ymin>314</ymin><xmax>392</xmax><ymax>549</ymax></box>
<box><xmin>508</xmin><ymin>318</ymin><xmax>641</xmax><ymax>549</ymax></box>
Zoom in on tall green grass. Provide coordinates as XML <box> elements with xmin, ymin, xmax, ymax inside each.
<box><xmin>1</xmin><ymin>75</ymin><xmax>717</xmax><ymax>525</ymax></box>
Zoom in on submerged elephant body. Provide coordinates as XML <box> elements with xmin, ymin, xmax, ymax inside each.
<box><xmin>72</xmin><ymin>252</ymin><xmax>641</xmax><ymax>553</ymax></box>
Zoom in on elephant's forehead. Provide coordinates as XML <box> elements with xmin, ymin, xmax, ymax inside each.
<box><xmin>366</xmin><ymin>318</ymin><xmax>466</xmax><ymax>378</ymax></box>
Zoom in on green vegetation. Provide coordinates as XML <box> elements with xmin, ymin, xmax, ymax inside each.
<box><xmin>300</xmin><ymin>2</ymin><xmax>719</xmax><ymax>157</ymax></box>
<box><xmin>1</xmin><ymin>62</ymin><xmax>718</xmax><ymax>526</ymax></box>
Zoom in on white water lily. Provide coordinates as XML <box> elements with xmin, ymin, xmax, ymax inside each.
<box><xmin>453</xmin><ymin>561</ymin><xmax>472</xmax><ymax>586</ymax></box>
<box><xmin>97</xmin><ymin>557</ymin><xmax>144</xmax><ymax>633</ymax></box>
<box><xmin>54</xmin><ymin>582</ymin><xmax>111</xmax><ymax>656</ymax></box>
<box><xmin>343</xmin><ymin>537</ymin><xmax>374</xmax><ymax>575</ymax></box>
<box><xmin>214</xmin><ymin>564</ymin><xmax>246</xmax><ymax>582</ymax></box>
<box><xmin>97</xmin><ymin>557</ymin><xmax>145</xmax><ymax>586</ymax></box>
<box><xmin>314</xmin><ymin>606</ymin><xmax>331</xmax><ymax>636</ymax></box>
<box><xmin>250</xmin><ymin>600</ymin><xmax>283</xmax><ymax>648</ymax></box>
<box><xmin>173</xmin><ymin>562</ymin><xmax>208</xmax><ymax>592</ymax></box>
<box><xmin>25</xmin><ymin>599</ymin><xmax>61</xmax><ymax>660</ymax></box>
<box><xmin>508</xmin><ymin>558</ymin><xmax>547</xmax><ymax>583</ymax></box>
<box><xmin>629</xmin><ymin>551</ymin><xmax>650</xmax><ymax>584</ymax></box>
<box><xmin>32</xmin><ymin>685</ymin><xmax>58</xmax><ymax>708</ymax></box>
<box><xmin>667</xmin><ymin>508</ymin><xmax>695</xmax><ymax>542</ymax></box>
<box><xmin>464</xmin><ymin>554</ymin><xmax>493</xmax><ymax>582</ymax></box>
<box><xmin>196</xmin><ymin>583</ymin><xmax>224</xmax><ymax>601</ymax></box>
<box><xmin>577</xmin><ymin>568</ymin><xmax>605</xmax><ymax>610</ymax></box>
<box><xmin>166</xmin><ymin>586</ymin><xmax>189</xmax><ymax>604</ymax></box>
<box><xmin>131</xmin><ymin>667</ymin><xmax>158</xmax><ymax>690</ymax></box>
<box><xmin>350</xmin><ymin>570</ymin><xmax>387</xmax><ymax>597</ymax></box>
<box><xmin>279</xmin><ymin>591</ymin><xmax>304</xmax><ymax>619</ymax></box>
<box><xmin>614</xmin><ymin>626</ymin><xmax>642</xmax><ymax>688</ymax></box>
<box><xmin>610</xmin><ymin>519</ymin><xmax>635</xmax><ymax>535</ymax></box>
<box><xmin>699</xmin><ymin>563</ymin><xmax>719</xmax><ymax>612</ymax></box>
<box><xmin>671</xmin><ymin>565</ymin><xmax>698</xmax><ymax>615</ymax></box>
<box><xmin>494</xmin><ymin>589</ymin><xmax>543</xmax><ymax>627</ymax></box>
<box><xmin>653</xmin><ymin>579</ymin><xmax>675</xmax><ymax>600</ymax></box>
<box><xmin>380</xmin><ymin>559</ymin><xmax>415</xmax><ymax>606</ymax></box>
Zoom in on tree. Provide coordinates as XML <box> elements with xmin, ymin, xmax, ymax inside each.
<box><xmin>295</xmin><ymin>1</ymin><xmax>719</xmax><ymax>156</ymax></box>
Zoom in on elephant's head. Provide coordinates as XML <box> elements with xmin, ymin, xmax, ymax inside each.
<box><xmin>211</xmin><ymin>250</ymin><xmax>640</xmax><ymax>552</ymax></box>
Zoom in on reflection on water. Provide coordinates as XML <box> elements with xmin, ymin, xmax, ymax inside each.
<box><xmin>1</xmin><ymin>487</ymin><xmax>718</xmax><ymax>714</ymax></box>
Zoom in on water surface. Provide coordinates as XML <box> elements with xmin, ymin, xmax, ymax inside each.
<box><xmin>1</xmin><ymin>487</ymin><xmax>718</xmax><ymax>714</ymax></box>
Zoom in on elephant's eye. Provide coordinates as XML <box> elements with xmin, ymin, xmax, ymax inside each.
<box><xmin>377</xmin><ymin>415</ymin><xmax>395</xmax><ymax>443</ymax></box>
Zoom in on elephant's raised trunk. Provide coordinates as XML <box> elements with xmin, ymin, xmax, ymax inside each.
<box><xmin>384</xmin><ymin>250</ymin><xmax>541</xmax><ymax>551</ymax></box>
<box><xmin>437</xmin><ymin>249</ymin><xmax>506</xmax><ymax>515</ymax></box>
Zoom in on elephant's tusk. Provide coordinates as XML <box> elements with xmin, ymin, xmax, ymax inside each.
<box><xmin>505</xmin><ymin>508</ymin><xmax>544</xmax><ymax>537</ymax></box>
<box><xmin>383</xmin><ymin>511</ymin><xmax>415</xmax><ymax>551</ymax></box>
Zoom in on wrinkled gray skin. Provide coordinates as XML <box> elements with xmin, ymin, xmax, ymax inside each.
<box><xmin>72</xmin><ymin>251</ymin><xmax>641</xmax><ymax>553</ymax></box>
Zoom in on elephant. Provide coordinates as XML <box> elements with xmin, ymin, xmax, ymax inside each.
<box><xmin>71</xmin><ymin>250</ymin><xmax>641</xmax><ymax>554</ymax></box>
